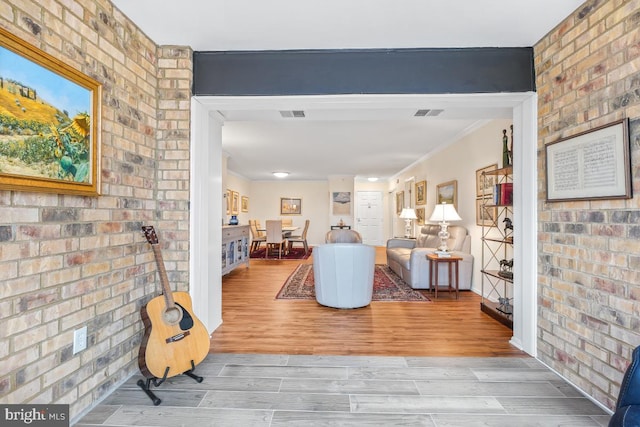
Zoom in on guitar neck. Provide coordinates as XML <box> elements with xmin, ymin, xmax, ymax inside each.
<box><xmin>150</xmin><ymin>244</ymin><xmax>175</xmax><ymax>309</ymax></box>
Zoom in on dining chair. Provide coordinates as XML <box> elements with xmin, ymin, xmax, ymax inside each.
<box><xmin>265</xmin><ymin>220</ymin><xmax>287</xmax><ymax>259</ymax></box>
<box><xmin>288</xmin><ymin>219</ymin><xmax>310</xmax><ymax>255</ymax></box>
<box><xmin>249</xmin><ymin>220</ymin><xmax>266</xmax><ymax>252</ymax></box>
<box><xmin>281</xmin><ymin>218</ymin><xmax>293</xmax><ymax>227</ymax></box>
<box><xmin>325</xmin><ymin>229</ymin><xmax>363</xmax><ymax>243</ymax></box>
<box><xmin>254</xmin><ymin>220</ymin><xmax>265</xmax><ymax>236</ymax></box>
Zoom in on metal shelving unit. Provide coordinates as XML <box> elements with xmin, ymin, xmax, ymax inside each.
<box><xmin>480</xmin><ymin>166</ymin><xmax>514</xmax><ymax>329</ymax></box>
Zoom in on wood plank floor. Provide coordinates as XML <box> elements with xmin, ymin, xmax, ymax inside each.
<box><xmin>211</xmin><ymin>247</ymin><xmax>526</xmax><ymax>357</ymax></box>
<box><xmin>76</xmin><ymin>247</ymin><xmax>612</xmax><ymax>426</ymax></box>
<box><xmin>77</xmin><ymin>353</ymin><xmax>610</xmax><ymax>427</ymax></box>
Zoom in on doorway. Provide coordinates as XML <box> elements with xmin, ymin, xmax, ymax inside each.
<box><xmin>190</xmin><ymin>93</ymin><xmax>538</xmax><ymax>356</ymax></box>
<box><xmin>355</xmin><ymin>191</ymin><xmax>384</xmax><ymax>245</ymax></box>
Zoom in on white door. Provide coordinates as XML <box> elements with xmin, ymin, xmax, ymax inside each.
<box><xmin>355</xmin><ymin>191</ymin><xmax>384</xmax><ymax>246</ymax></box>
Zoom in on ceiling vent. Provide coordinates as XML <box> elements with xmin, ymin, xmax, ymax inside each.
<box><xmin>280</xmin><ymin>110</ymin><xmax>306</xmax><ymax>118</ymax></box>
<box><xmin>414</xmin><ymin>109</ymin><xmax>444</xmax><ymax>117</ymax></box>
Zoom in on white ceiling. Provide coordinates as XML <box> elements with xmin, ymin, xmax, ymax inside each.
<box><xmin>112</xmin><ymin>0</ymin><xmax>584</xmax><ymax>181</ymax></box>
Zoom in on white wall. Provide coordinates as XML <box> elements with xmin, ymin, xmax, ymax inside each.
<box><xmin>249</xmin><ymin>180</ymin><xmax>330</xmax><ymax>245</ymax></box>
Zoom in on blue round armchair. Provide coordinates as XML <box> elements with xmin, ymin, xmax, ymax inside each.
<box><xmin>610</xmin><ymin>346</ymin><xmax>640</xmax><ymax>426</ymax></box>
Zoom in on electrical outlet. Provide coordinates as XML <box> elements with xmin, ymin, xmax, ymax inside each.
<box><xmin>73</xmin><ymin>326</ymin><xmax>87</xmax><ymax>354</ymax></box>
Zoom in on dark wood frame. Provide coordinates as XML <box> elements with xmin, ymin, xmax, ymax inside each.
<box><xmin>280</xmin><ymin>197</ymin><xmax>302</xmax><ymax>215</ymax></box>
<box><xmin>545</xmin><ymin>118</ymin><xmax>631</xmax><ymax>202</ymax></box>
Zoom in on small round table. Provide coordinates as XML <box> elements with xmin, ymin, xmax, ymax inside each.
<box><xmin>426</xmin><ymin>253</ymin><xmax>462</xmax><ymax>299</ymax></box>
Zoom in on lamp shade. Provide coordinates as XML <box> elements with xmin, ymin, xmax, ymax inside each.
<box><xmin>399</xmin><ymin>208</ymin><xmax>418</xmax><ymax>219</ymax></box>
<box><xmin>429</xmin><ymin>203</ymin><xmax>461</xmax><ymax>222</ymax></box>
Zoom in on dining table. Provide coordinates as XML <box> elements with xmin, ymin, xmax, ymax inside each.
<box><xmin>256</xmin><ymin>226</ymin><xmax>299</xmax><ymax>237</ymax></box>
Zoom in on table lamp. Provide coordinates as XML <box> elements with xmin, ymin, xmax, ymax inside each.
<box><xmin>399</xmin><ymin>208</ymin><xmax>418</xmax><ymax>238</ymax></box>
<box><xmin>429</xmin><ymin>202</ymin><xmax>461</xmax><ymax>252</ymax></box>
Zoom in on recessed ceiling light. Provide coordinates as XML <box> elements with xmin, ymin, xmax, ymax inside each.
<box><xmin>367</xmin><ymin>177</ymin><xmax>379</xmax><ymax>182</ymax></box>
<box><xmin>273</xmin><ymin>172</ymin><xmax>289</xmax><ymax>178</ymax></box>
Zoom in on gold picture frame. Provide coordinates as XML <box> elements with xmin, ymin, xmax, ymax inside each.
<box><xmin>416</xmin><ymin>207</ymin><xmax>425</xmax><ymax>225</ymax></box>
<box><xmin>241</xmin><ymin>196</ymin><xmax>249</xmax><ymax>212</ymax></box>
<box><xmin>476</xmin><ymin>164</ymin><xmax>498</xmax><ymax>197</ymax></box>
<box><xmin>231</xmin><ymin>191</ymin><xmax>239</xmax><ymax>215</ymax></box>
<box><xmin>436</xmin><ymin>180</ymin><xmax>458</xmax><ymax>209</ymax></box>
<box><xmin>0</xmin><ymin>27</ymin><xmax>101</xmax><ymax>196</ymax></box>
<box><xmin>476</xmin><ymin>197</ymin><xmax>497</xmax><ymax>227</ymax></box>
<box><xmin>225</xmin><ymin>189</ymin><xmax>231</xmax><ymax>214</ymax></box>
<box><xmin>280</xmin><ymin>197</ymin><xmax>302</xmax><ymax>215</ymax></box>
<box><xmin>415</xmin><ymin>180</ymin><xmax>426</xmax><ymax>205</ymax></box>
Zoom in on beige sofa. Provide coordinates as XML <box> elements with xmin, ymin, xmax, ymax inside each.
<box><xmin>386</xmin><ymin>225</ymin><xmax>473</xmax><ymax>290</ymax></box>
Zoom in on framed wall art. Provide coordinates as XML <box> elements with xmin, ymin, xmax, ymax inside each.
<box><xmin>0</xmin><ymin>27</ymin><xmax>101</xmax><ymax>196</ymax></box>
<box><xmin>436</xmin><ymin>180</ymin><xmax>458</xmax><ymax>208</ymax></box>
<box><xmin>476</xmin><ymin>164</ymin><xmax>498</xmax><ymax>197</ymax></box>
<box><xmin>332</xmin><ymin>191</ymin><xmax>351</xmax><ymax>215</ymax></box>
<box><xmin>476</xmin><ymin>198</ymin><xmax>497</xmax><ymax>227</ymax></box>
<box><xmin>416</xmin><ymin>207</ymin><xmax>425</xmax><ymax>225</ymax></box>
<box><xmin>546</xmin><ymin>118</ymin><xmax>631</xmax><ymax>202</ymax></box>
<box><xmin>415</xmin><ymin>180</ymin><xmax>426</xmax><ymax>205</ymax></box>
<box><xmin>280</xmin><ymin>197</ymin><xmax>301</xmax><ymax>215</ymax></box>
<box><xmin>225</xmin><ymin>189</ymin><xmax>231</xmax><ymax>214</ymax></box>
<box><xmin>241</xmin><ymin>195</ymin><xmax>249</xmax><ymax>212</ymax></box>
<box><xmin>396</xmin><ymin>191</ymin><xmax>404</xmax><ymax>214</ymax></box>
<box><xmin>231</xmin><ymin>191</ymin><xmax>239</xmax><ymax>215</ymax></box>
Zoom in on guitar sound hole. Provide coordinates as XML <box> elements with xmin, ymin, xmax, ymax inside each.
<box><xmin>163</xmin><ymin>306</ymin><xmax>183</xmax><ymax>325</ymax></box>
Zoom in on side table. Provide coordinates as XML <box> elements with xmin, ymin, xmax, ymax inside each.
<box><xmin>426</xmin><ymin>253</ymin><xmax>462</xmax><ymax>299</ymax></box>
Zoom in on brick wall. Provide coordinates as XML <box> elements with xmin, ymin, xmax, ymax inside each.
<box><xmin>0</xmin><ymin>0</ymin><xmax>191</xmax><ymax>419</ymax></box>
<box><xmin>156</xmin><ymin>45</ymin><xmax>192</xmax><ymax>290</ymax></box>
<box><xmin>535</xmin><ymin>0</ymin><xmax>640</xmax><ymax>409</ymax></box>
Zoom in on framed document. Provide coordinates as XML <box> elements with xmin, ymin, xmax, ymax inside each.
<box><xmin>545</xmin><ymin>118</ymin><xmax>631</xmax><ymax>202</ymax></box>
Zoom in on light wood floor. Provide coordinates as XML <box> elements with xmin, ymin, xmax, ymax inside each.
<box><xmin>211</xmin><ymin>247</ymin><xmax>526</xmax><ymax>357</ymax></box>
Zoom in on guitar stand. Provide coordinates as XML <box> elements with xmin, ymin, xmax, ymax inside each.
<box><xmin>136</xmin><ymin>360</ymin><xmax>204</xmax><ymax>406</ymax></box>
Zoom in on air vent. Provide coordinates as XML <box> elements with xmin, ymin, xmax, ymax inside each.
<box><xmin>414</xmin><ymin>109</ymin><xmax>444</xmax><ymax>117</ymax></box>
<box><xmin>279</xmin><ymin>110</ymin><xmax>306</xmax><ymax>118</ymax></box>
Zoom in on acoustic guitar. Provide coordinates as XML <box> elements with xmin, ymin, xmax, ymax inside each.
<box><xmin>138</xmin><ymin>226</ymin><xmax>210</xmax><ymax>379</ymax></box>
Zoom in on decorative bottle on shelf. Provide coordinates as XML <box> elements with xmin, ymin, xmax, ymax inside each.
<box><xmin>229</xmin><ymin>215</ymin><xmax>238</xmax><ymax>225</ymax></box>
<box><xmin>502</xmin><ymin>128</ymin><xmax>511</xmax><ymax>168</ymax></box>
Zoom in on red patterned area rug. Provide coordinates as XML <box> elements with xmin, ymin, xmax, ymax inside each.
<box><xmin>276</xmin><ymin>264</ymin><xmax>431</xmax><ymax>302</ymax></box>
<box><xmin>250</xmin><ymin>247</ymin><xmax>313</xmax><ymax>260</ymax></box>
